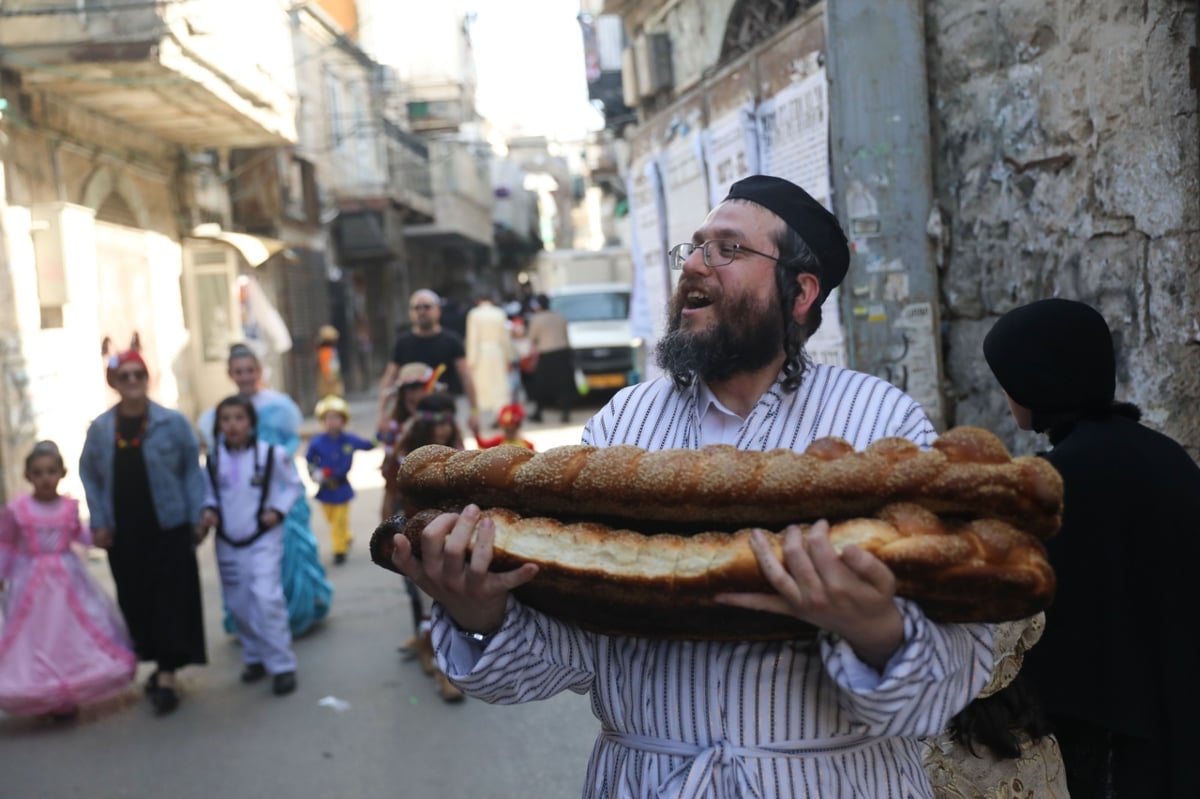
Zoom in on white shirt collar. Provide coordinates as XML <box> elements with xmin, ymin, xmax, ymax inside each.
<box><xmin>695</xmin><ymin>381</ymin><xmax>747</xmax><ymax>446</ymax></box>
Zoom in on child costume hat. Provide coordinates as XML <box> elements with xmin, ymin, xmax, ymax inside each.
<box><xmin>497</xmin><ymin>403</ymin><xmax>526</xmax><ymax>428</ymax></box>
<box><xmin>397</xmin><ymin>361</ymin><xmax>445</xmax><ymax>394</ymax></box>
<box><xmin>315</xmin><ymin>394</ymin><xmax>351</xmax><ymax>421</ymax></box>
<box><xmin>397</xmin><ymin>362</ymin><xmax>434</xmax><ymax>387</ymax></box>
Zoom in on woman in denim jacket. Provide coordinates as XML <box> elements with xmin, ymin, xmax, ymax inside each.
<box><xmin>80</xmin><ymin>350</ymin><xmax>207</xmax><ymax>716</ymax></box>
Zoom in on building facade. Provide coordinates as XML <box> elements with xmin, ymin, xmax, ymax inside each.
<box><xmin>599</xmin><ymin>0</ymin><xmax>1199</xmax><ymax>457</ymax></box>
<box><xmin>0</xmin><ymin>0</ymin><xmax>298</xmax><ymax>501</ymax></box>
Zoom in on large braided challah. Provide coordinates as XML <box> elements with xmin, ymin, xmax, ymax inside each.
<box><xmin>371</xmin><ymin>427</ymin><xmax>1061</xmax><ymax>639</ymax></box>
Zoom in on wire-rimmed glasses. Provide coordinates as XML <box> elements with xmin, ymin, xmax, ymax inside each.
<box><xmin>668</xmin><ymin>239</ymin><xmax>781</xmax><ymax>270</ymax></box>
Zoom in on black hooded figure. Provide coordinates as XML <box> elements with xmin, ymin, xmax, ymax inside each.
<box><xmin>983</xmin><ymin>298</ymin><xmax>1200</xmax><ymax>799</ymax></box>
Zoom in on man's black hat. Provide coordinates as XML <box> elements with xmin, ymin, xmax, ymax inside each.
<box><xmin>724</xmin><ymin>175</ymin><xmax>849</xmax><ymax>301</ymax></box>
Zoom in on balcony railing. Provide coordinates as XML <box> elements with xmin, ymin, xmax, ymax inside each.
<box><xmin>404</xmin><ymin>138</ymin><xmax>493</xmax><ymax>247</ymax></box>
<box><xmin>384</xmin><ymin>119</ymin><xmax>434</xmax><ymax>204</ymax></box>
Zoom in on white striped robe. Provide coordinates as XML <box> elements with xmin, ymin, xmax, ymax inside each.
<box><xmin>433</xmin><ymin>364</ymin><xmax>994</xmax><ymax>798</ymax></box>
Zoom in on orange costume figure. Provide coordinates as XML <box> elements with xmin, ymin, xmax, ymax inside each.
<box><xmin>316</xmin><ymin>325</ymin><xmax>345</xmax><ymax>399</ymax></box>
<box><xmin>475</xmin><ymin>403</ymin><xmax>535</xmax><ymax>451</ymax></box>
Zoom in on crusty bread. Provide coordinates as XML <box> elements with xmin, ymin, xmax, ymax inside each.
<box><xmin>370</xmin><ymin>503</ymin><xmax>1055</xmax><ymax>640</ymax></box>
<box><xmin>396</xmin><ymin>426</ymin><xmax>1063</xmax><ymax>539</ymax></box>
<box><xmin>374</xmin><ymin>427</ymin><xmax>1062</xmax><ymax>639</ymax></box>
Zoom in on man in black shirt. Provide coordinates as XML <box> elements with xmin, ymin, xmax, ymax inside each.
<box><xmin>375</xmin><ymin>289</ymin><xmax>480</xmax><ymax>439</ymax></box>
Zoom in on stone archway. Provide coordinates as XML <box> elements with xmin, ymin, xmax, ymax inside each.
<box><xmin>80</xmin><ymin>166</ymin><xmax>162</xmax><ymax>397</ymax></box>
<box><xmin>80</xmin><ymin>166</ymin><xmax>152</xmax><ymax>230</ymax></box>
<box><xmin>719</xmin><ymin>0</ymin><xmax>813</xmax><ymax>63</ymax></box>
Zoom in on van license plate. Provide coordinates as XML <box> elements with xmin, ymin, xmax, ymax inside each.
<box><xmin>586</xmin><ymin>373</ymin><xmax>626</xmax><ymax>389</ymax></box>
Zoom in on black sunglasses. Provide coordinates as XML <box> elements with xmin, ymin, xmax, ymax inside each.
<box><xmin>410</xmin><ymin>304</ymin><xmax>435</xmax><ymax>311</ymax></box>
<box><xmin>115</xmin><ymin>370</ymin><xmax>148</xmax><ymax>383</ymax></box>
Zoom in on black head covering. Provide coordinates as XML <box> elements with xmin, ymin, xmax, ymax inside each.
<box><xmin>724</xmin><ymin>175</ymin><xmax>849</xmax><ymax>302</ymax></box>
<box><xmin>983</xmin><ymin>298</ymin><xmax>1116</xmax><ymax>414</ymax></box>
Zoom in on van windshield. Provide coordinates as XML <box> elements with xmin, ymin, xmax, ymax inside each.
<box><xmin>550</xmin><ymin>292</ymin><xmax>631</xmax><ymax>323</ymax></box>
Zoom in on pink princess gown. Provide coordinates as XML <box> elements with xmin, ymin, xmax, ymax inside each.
<box><xmin>0</xmin><ymin>494</ymin><xmax>136</xmax><ymax>716</ymax></box>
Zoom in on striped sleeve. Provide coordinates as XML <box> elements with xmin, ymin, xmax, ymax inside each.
<box><xmin>820</xmin><ymin>599</ymin><xmax>994</xmax><ymax>738</ymax></box>
<box><xmin>432</xmin><ymin>597</ymin><xmax>595</xmax><ymax>704</ymax></box>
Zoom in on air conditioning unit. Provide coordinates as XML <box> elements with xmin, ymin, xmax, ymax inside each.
<box><xmin>633</xmin><ymin>33</ymin><xmax>673</xmax><ymax>98</ymax></box>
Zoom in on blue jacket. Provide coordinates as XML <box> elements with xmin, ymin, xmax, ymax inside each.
<box><xmin>79</xmin><ymin>400</ymin><xmax>207</xmax><ymax>531</ymax></box>
<box><xmin>305</xmin><ymin>431</ymin><xmax>374</xmax><ymax>504</ymax></box>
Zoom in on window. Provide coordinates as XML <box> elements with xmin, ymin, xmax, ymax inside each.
<box><xmin>550</xmin><ymin>291</ymin><xmax>630</xmax><ymax>323</ymax></box>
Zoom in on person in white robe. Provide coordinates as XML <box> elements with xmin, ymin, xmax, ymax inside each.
<box><xmin>200</xmin><ymin>396</ymin><xmax>304</xmax><ymax>696</ymax></box>
<box><xmin>465</xmin><ymin>296</ymin><xmax>516</xmax><ymax>423</ymax></box>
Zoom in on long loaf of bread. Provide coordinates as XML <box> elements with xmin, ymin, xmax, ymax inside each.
<box><xmin>395</xmin><ymin>426</ymin><xmax>1063</xmax><ymax>539</ymax></box>
<box><xmin>370</xmin><ymin>502</ymin><xmax>1056</xmax><ymax>639</ymax></box>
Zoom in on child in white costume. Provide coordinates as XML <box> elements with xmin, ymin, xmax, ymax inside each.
<box><xmin>200</xmin><ymin>396</ymin><xmax>302</xmax><ymax>696</ymax></box>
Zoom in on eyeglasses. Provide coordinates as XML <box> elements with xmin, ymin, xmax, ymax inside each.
<box><xmin>410</xmin><ymin>304</ymin><xmax>435</xmax><ymax>311</ymax></box>
<box><xmin>115</xmin><ymin>370</ymin><xmax>148</xmax><ymax>383</ymax></box>
<box><xmin>668</xmin><ymin>239</ymin><xmax>780</xmax><ymax>270</ymax></box>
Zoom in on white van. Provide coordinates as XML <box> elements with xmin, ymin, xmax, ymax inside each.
<box><xmin>547</xmin><ymin>283</ymin><xmax>643</xmax><ymax>392</ymax></box>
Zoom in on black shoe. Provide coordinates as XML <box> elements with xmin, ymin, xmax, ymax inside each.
<box><xmin>143</xmin><ymin>670</ymin><xmax>160</xmax><ymax>696</ymax></box>
<box><xmin>334</xmin><ymin>553</ymin><xmax>347</xmax><ymax>565</ymax></box>
<box><xmin>150</xmin><ymin>686</ymin><xmax>179</xmax><ymax>716</ymax></box>
<box><xmin>272</xmin><ymin>671</ymin><xmax>297</xmax><ymax>696</ymax></box>
<box><xmin>240</xmin><ymin>663</ymin><xmax>267</xmax><ymax>683</ymax></box>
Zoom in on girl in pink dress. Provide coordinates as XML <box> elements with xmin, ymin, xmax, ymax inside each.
<box><xmin>0</xmin><ymin>441</ymin><xmax>137</xmax><ymax>718</ymax></box>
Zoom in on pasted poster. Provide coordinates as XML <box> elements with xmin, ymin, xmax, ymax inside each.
<box><xmin>628</xmin><ymin>155</ymin><xmax>670</xmax><ymax>381</ymax></box>
<box><xmin>661</xmin><ymin>130</ymin><xmax>710</xmax><ymax>270</ymax></box>
<box><xmin>756</xmin><ymin>69</ymin><xmax>831</xmax><ymax>206</ymax></box>
<box><xmin>887</xmin><ymin>302</ymin><xmax>943</xmax><ymax>427</ymax></box>
<box><xmin>703</xmin><ymin>105</ymin><xmax>759</xmax><ymax>208</ymax></box>
<box><xmin>756</xmin><ymin>69</ymin><xmax>844</xmax><ymax>367</ymax></box>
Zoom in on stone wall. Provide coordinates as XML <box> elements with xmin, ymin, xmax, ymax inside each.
<box><xmin>927</xmin><ymin>0</ymin><xmax>1200</xmax><ymax>457</ymax></box>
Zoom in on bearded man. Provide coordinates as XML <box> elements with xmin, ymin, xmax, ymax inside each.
<box><xmin>391</xmin><ymin>176</ymin><xmax>993</xmax><ymax>798</ymax></box>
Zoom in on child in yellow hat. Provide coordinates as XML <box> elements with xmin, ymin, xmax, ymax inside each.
<box><xmin>305</xmin><ymin>395</ymin><xmax>373</xmax><ymax>564</ymax></box>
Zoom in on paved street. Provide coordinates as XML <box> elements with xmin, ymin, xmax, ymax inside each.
<box><xmin>0</xmin><ymin>398</ymin><xmax>608</xmax><ymax>799</ymax></box>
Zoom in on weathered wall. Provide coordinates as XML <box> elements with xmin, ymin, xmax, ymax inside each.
<box><xmin>928</xmin><ymin>0</ymin><xmax>1200</xmax><ymax>457</ymax></box>
<box><xmin>641</xmin><ymin>0</ymin><xmax>739</xmax><ymax>93</ymax></box>
<box><xmin>1</xmin><ymin>98</ymin><xmax>187</xmax><ymax>502</ymax></box>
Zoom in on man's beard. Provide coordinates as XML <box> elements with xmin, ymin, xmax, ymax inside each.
<box><xmin>654</xmin><ymin>287</ymin><xmax>783</xmax><ymax>385</ymax></box>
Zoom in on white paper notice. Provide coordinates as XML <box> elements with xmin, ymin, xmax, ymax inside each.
<box><xmin>630</xmin><ymin>156</ymin><xmax>670</xmax><ymax>380</ymax></box>
<box><xmin>662</xmin><ymin>131</ymin><xmax>711</xmax><ymax>265</ymax></box>
<box><xmin>756</xmin><ymin>70</ymin><xmax>831</xmax><ymax>205</ymax></box>
<box><xmin>703</xmin><ymin>106</ymin><xmax>759</xmax><ymax>207</ymax></box>
<box><xmin>891</xmin><ymin>302</ymin><xmax>944</xmax><ymax>426</ymax></box>
<box><xmin>756</xmin><ymin>69</ymin><xmax>844</xmax><ymax>366</ymax></box>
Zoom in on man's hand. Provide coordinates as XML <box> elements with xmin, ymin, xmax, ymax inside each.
<box><xmin>715</xmin><ymin>521</ymin><xmax>904</xmax><ymax>670</ymax></box>
<box><xmin>92</xmin><ymin>528</ymin><xmax>114</xmax><ymax>549</ymax></box>
<box><xmin>201</xmin><ymin>508</ymin><xmax>220</xmax><ymax>529</ymax></box>
<box><xmin>390</xmin><ymin>504</ymin><xmax>538</xmax><ymax>635</ymax></box>
<box><xmin>259</xmin><ymin>509</ymin><xmax>284</xmax><ymax>530</ymax></box>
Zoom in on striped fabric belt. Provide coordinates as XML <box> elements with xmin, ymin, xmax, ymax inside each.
<box><xmin>600</xmin><ymin>728</ymin><xmax>876</xmax><ymax>799</ymax></box>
